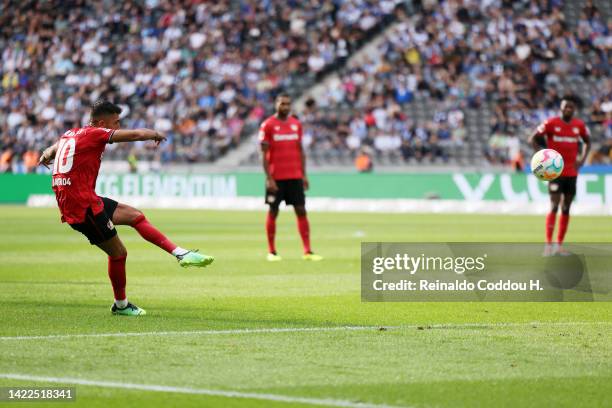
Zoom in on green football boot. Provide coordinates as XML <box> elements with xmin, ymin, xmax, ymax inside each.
<box><xmin>302</xmin><ymin>252</ymin><xmax>323</xmax><ymax>261</ymax></box>
<box><xmin>178</xmin><ymin>250</ymin><xmax>214</xmax><ymax>268</ymax></box>
<box><xmin>266</xmin><ymin>252</ymin><xmax>282</xmax><ymax>262</ymax></box>
<box><xmin>111</xmin><ymin>302</ymin><xmax>146</xmax><ymax>316</ymax></box>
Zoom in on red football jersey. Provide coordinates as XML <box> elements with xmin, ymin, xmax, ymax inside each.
<box><xmin>51</xmin><ymin>126</ymin><xmax>115</xmax><ymax>224</ymax></box>
<box><xmin>259</xmin><ymin>115</ymin><xmax>303</xmax><ymax>180</ymax></box>
<box><xmin>535</xmin><ymin>116</ymin><xmax>589</xmax><ymax>177</ymax></box>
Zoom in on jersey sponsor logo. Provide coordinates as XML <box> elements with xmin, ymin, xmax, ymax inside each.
<box><xmin>273</xmin><ymin>133</ymin><xmax>299</xmax><ymax>141</ymax></box>
<box><xmin>552</xmin><ymin>135</ymin><xmax>578</xmax><ymax>143</ymax></box>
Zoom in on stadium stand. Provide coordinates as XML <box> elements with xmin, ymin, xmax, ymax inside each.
<box><xmin>242</xmin><ymin>0</ymin><xmax>610</xmax><ymax>167</ymax></box>
<box><xmin>1</xmin><ymin>0</ymin><xmax>610</xmax><ymax>172</ymax></box>
<box><xmin>337</xmin><ymin>0</ymin><xmax>606</xmax><ymax>166</ymax></box>
<box><xmin>0</xmin><ymin>0</ymin><xmax>400</xmax><ymax>172</ymax></box>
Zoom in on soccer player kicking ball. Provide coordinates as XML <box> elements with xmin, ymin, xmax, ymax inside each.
<box><xmin>39</xmin><ymin>101</ymin><xmax>214</xmax><ymax>316</ymax></box>
<box><xmin>259</xmin><ymin>94</ymin><xmax>322</xmax><ymax>262</ymax></box>
<box><xmin>529</xmin><ymin>95</ymin><xmax>591</xmax><ymax>256</ymax></box>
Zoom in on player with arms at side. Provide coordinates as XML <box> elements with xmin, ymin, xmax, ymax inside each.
<box><xmin>529</xmin><ymin>95</ymin><xmax>591</xmax><ymax>255</ymax></box>
<box><xmin>260</xmin><ymin>94</ymin><xmax>322</xmax><ymax>261</ymax></box>
<box><xmin>39</xmin><ymin>101</ymin><xmax>214</xmax><ymax>316</ymax></box>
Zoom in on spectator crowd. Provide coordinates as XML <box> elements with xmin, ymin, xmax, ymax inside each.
<box><xmin>302</xmin><ymin>0</ymin><xmax>610</xmax><ymax>165</ymax></box>
<box><xmin>0</xmin><ymin>0</ymin><xmax>399</xmax><ymax>172</ymax></box>
<box><xmin>1</xmin><ymin>0</ymin><xmax>610</xmax><ymax>172</ymax></box>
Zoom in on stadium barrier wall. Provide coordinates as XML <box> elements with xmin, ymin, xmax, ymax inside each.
<box><xmin>2</xmin><ymin>172</ymin><xmax>611</xmax><ymax>214</ymax></box>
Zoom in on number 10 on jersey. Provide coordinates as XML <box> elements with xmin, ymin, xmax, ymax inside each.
<box><xmin>53</xmin><ymin>138</ymin><xmax>76</xmax><ymax>175</ymax></box>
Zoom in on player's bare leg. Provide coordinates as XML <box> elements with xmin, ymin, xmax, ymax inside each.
<box><xmin>266</xmin><ymin>206</ymin><xmax>281</xmax><ymax>261</ymax></box>
<box><xmin>112</xmin><ymin>202</ymin><xmax>213</xmax><ymax>267</ymax></box>
<box><xmin>544</xmin><ymin>192</ymin><xmax>561</xmax><ymax>256</ymax></box>
<box><xmin>294</xmin><ymin>205</ymin><xmax>322</xmax><ymax>261</ymax></box>
<box><xmin>96</xmin><ymin>235</ymin><xmax>145</xmax><ymax>316</ymax></box>
<box><xmin>111</xmin><ymin>202</ymin><xmax>144</xmax><ymax>225</ymax></box>
<box><xmin>556</xmin><ymin>193</ymin><xmax>574</xmax><ymax>255</ymax></box>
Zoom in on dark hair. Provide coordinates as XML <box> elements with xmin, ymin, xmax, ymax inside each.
<box><xmin>275</xmin><ymin>93</ymin><xmax>291</xmax><ymax>101</ymax></box>
<box><xmin>91</xmin><ymin>100</ymin><xmax>122</xmax><ymax>118</ymax></box>
<box><xmin>561</xmin><ymin>94</ymin><xmax>581</xmax><ymax>107</ymax></box>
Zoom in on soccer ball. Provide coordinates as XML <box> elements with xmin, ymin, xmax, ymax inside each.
<box><xmin>531</xmin><ymin>149</ymin><xmax>564</xmax><ymax>181</ymax></box>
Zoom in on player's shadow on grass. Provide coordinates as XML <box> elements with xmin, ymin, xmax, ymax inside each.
<box><xmin>149</xmin><ymin>308</ymin><xmax>339</xmax><ymax>328</ymax></box>
<box><xmin>0</xmin><ymin>280</ymin><xmax>107</xmax><ymax>286</ymax></box>
<box><xmin>0</xmin><ymin>300</ymin><xmax>344</xmax><ymax>330</ymax></box>
<box><xmin>0</xmin><ymin>299</ymin><xmax>111</xmax><ymax>309</ymax></box>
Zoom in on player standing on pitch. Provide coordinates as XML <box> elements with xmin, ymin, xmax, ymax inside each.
<box><xmin>39</xmin><ymin>100</ymin><xmax>214</xmax><ymax>316</ymax></box>
<box><xmin>260</xmin><ymin>94</ymin><xmax>322</xmax><ymax>261</ymax></box>
<box><xmin>529</xmin><ymin>95</ymin><xmax>591</xmax><ymax>255</ymax></box>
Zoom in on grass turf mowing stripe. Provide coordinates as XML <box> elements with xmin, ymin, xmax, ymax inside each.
<box><xmin>0</xmin><ymin>373</ymin><xmax>407</xmax><ymax>408</ymax></box>
<box><xmin>0</xmin><ymin>321</ymin><xmax>609</xmax><ymax>341</ymax></box>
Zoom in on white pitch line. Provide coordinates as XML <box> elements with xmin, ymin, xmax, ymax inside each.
<box><xmin>0</xmin><ymin>326</ymin><xmax>379</xmax><ymax>341</ymax></box>
<box><xmin>0</xmin><ymin>321</ymin><xmax>609</xmax><ymax>341</ymax></box>
<box><xmin>425</xmin><ymin>321</ymin><xmax>611</xmax><ymax>329</ymax></box>
<box><xmin>0</xmin><ymin>373</ymin><xmax>405</xmax><ymax>408</ymax></box>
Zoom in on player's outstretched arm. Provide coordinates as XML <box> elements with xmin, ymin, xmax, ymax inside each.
<box><xmin>38</xmin><ymin>141</ymin><xmax>59</xmax><ymax>169</ymax></box>
<box><xmin>111</xmin><ymin>129</ymin><xmax>166</xmax><ymax>145</ymax></box>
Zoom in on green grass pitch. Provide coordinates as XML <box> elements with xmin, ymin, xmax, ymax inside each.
<box><xmin>0</xmin><ymin>206</ymin><xmax>610</xmax><ymax>407</ymax></box>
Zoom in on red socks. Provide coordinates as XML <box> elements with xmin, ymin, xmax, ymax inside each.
<box><xmin>266</xmin><ymin>213</ymin><xmax>276</xmax><ymax>254</ymax></box>
<box><xmin>545</xmin><ymin>212</ymin><xmax>556</xmax><ymax>244</ymax></box>
<box><xmin>557</xmin><ymin>214</ymin><xmax>570</xmax><ymax>244</ymax></box>
<box><xmin>546</xmin><ymin>212</ymin><xmax>570</xmax><ymax>244</ymax></box>
<box><xmin>108</xmin><ymin>255</ymin><xmax>127</xmax><ymax>301</ymax></box>
<box><xmin>297</xmin><ymin>215</ymin><xmax>311</xmax><ymax>254</ymax></box>
<box><xmin>109</xmin><ymin>214</ymin><xmax>181</xmax><ymax>302</ymax></box>
<box><xmin>130</xmin><ymin>214</ymin><xmax>177</xmax><ymax>254</ymax></box>
<box><xmin>266</xmin><ymin>213</ymin><xmax>312</xmax><ymax>254</ymax></box>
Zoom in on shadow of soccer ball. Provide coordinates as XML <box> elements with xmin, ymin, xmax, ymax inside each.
<box><xmin>543</xmin><ymin>253</ymin><xmax>584</xmax><ymax>289</ymax></box>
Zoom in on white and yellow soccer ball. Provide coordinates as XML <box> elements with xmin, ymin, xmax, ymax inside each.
<box><xmin>531</xmin><ymin>149</ymin><xmax>564</xmax><ymax>181</ymax></box>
